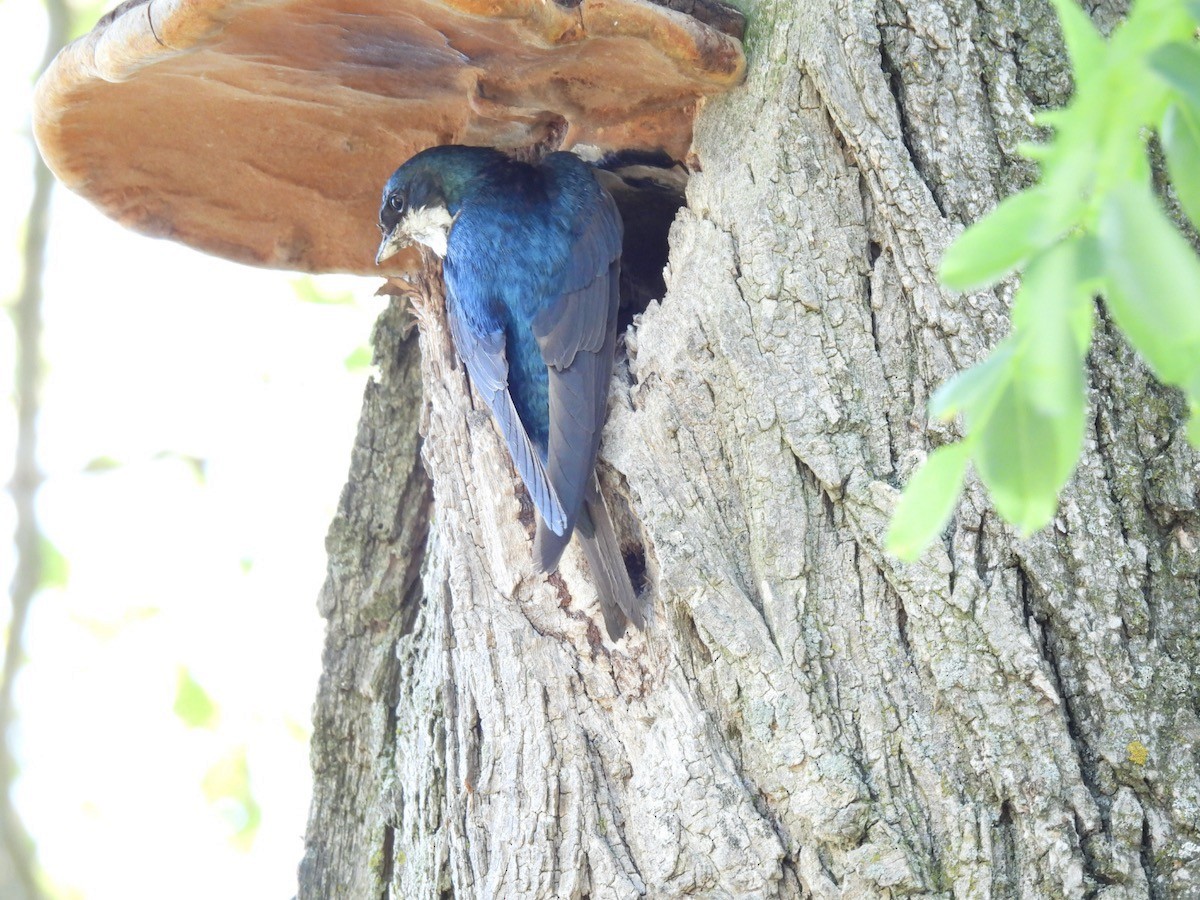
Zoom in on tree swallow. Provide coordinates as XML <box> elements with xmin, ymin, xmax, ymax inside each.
<box><xmin>377</xmin><ymin>145</ymin><xmax>643</xmax><ymax>639</ymax></box>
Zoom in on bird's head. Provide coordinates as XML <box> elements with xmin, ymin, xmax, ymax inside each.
<box><xmin>376</xmin><ymin>160</ymin><xmax>453</xmax><ymax>263</ymax></box>
<box><xmin>375</xmin><ymin>145</ymin><xmax>504</xmax><ymax>265</ymax></box>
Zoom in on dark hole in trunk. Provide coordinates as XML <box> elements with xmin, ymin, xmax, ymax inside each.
<box><xmin>593</xmin><ymin>150</ymin><xmax>689</xmax><ymax>333</ymax></box>
<box><xmin>592</xmin><ymin>150</ymin><xmax>688</xmax><ymax>616</ymax></box>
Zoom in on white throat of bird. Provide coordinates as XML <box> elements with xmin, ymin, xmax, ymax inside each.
<box><xmin>403</xmin><ymin>205</ymin><xmax>454</xmax><ymax>258</ymax></box>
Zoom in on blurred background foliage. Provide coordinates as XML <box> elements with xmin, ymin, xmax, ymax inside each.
<box><xmin>2</xmin><ymin>0</ymin><xmax>383</xmax><ymax>896</ymax></box>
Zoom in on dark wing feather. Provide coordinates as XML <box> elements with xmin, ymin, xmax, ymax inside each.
<box><xmin>531</xmin><ymin>171</ymin><xmax>623</xmax><ymax>571</ymax></box>
<box><xmin>444</xmin><ymin>283</ymin><xmax>569</xmax><ymax>536</ymax></box>
<box><xmin>578</xmin><ymin>475</ymin><xmax>644</xmax><ymax>640</ymax></box>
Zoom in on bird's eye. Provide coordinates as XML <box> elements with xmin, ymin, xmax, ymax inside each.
<box><xmin>389</xmin><ymin>195</ymin><xmax>405</xmax><ymax>212</ymax></box>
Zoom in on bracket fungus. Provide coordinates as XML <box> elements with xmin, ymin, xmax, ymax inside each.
<box><xmin>34</xmin><ymin>0</ymin><xmax>745</xmax><ymax>275</ymax></box>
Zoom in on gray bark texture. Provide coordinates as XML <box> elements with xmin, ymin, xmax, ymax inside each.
<box><xmin>300</xmin><ymin>0</ymin><xmax>1200</xmax><ymax>896</ymax></box>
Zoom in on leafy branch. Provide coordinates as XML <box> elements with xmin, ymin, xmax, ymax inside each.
<box><xmin>887</xmin><ymin>0</ymin><xmax>1200</xmax><ymax>560</ymax></box>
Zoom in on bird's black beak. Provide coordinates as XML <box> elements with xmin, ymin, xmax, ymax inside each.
<box><xmin>375</xmin><ymin>226</ymin><xmax>410</xmax><ymax>265</ymax></box>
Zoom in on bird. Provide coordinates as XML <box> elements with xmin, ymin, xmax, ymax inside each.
<box><xmin>375</xmin><ymin>145</ymin><xmax>644</xmax><ymax>640</ymax></box>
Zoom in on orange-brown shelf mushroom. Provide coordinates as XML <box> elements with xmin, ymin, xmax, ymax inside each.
<box><xmin>34</xmin><ymin>0</ymin><xmax>744</xmax><ymax>275</ymax></box>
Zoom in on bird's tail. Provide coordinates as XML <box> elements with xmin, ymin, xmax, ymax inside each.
<box><xmin>534</xmin><ymin>477</ymin><xmax>643</xmax><ymax>640</ymax></box>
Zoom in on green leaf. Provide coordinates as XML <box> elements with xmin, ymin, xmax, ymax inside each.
<box><xmin>1012</xmin><ymin>239</ymin><xmax>1080</xmax><ymax>331</ymax></box>
<box><xmin>1028</xmin><ymin>103</ymin><xmax>1100</xmax><ymax>195</ymax></box>
<box><xmin>1016</xmin><ymin>140</ymin><xmax>1056</xmax><ymax>164</ymax></box>
<box><xmin>1047</xmin><ymin>0</ymin><xmax>1107</xmax><ymax>83</ymax></box>
<box><xmin>940</xmin><ymin>189</ymin><xmax>1075</xmax><ymax>291</ymax></box>
<box><xmin>76</xmin><ymin>606</ymin><xmax>161</xmax><ymax>642</ymax></box>
<box><xmin>929</xmin><ymin>340</ymin><xmax>1017</xmax><ymax>421</ymax></box>
<box><xmin>940</xmin><ymin>186</ymin><xmax>1084</xmax><ymax>290</ymax></box>
<box><xmin>174</xmin><ymin>667</ymin><xmax>219</xmax><ymax>730</ymax></box>
<box><xmin>1149</xmin><ymin>42</ymin><xmax>1200</xmax><ymax>111</ymax></box>
<box><xmin>1069</xmin><ymin>298</ymin><xmax>1096</xmax><ymax>358</ymax></box>
<box><xmin>1162</xmin><ymin>102</ymin><xmax>1200</xmax><ymax>231</ymax></box>
<box><xmin>1074</xmin><ymin>231</ymin><xmax>1105</xmax><ymax>286</ymax></box>
<box><xmin>343</xmin><ymin>344</ymin><xmax>374</xmax><ymax>372</ymax></box>
<box><xmin>67</xmin><ymin>0</ymin><xmax>112</xmax><ymax>41</ymax></box>
<box><xmin>975</xmin><ymin>368</ymin><xmax>1086</xmax><ymax>536</ymax></box>
<box><xmin>1187</xmin><ymin>372</ymin><xmax>1200</xmax><ymax>449</ymax></box>
<box><xmin>39</xmin><ymin>537</ymin><xmax>70</xmax><ymax>590</ymax></box>
<box><xmin>284</xmin><ymin>716</ymin><xmax>311</xmax><ymax>743</ymax></box>
<box><xmin>885</xmin><ymin>442</ymin><xmax>971</xmax><ymax>561</ymax></box>
<box><xmin>1033</xmin><ymin>108</ymin><xmax>1074</xmax><ymax>130</ymax></box>
<box><xmin>1099</xmin><ymin>183</ymin><xmax>1200</xmax><ymax>385</ymax></box>
<box><xmin>1187</xmin><ymin>0</ymin><xmax>1200</xmax><ymax>24</ymax></box>
<box><xmin>1024</xmin><ymin>314</ymin><xmax>1086</xmax><ymax>418</ymax></box>
<box><xmin>1118</xmin><ymin>0</ymin><xmax>1194</xmax><ymax>49</ymax></box>
<box><xmin>82</xmin><ymin>456</ymin><xmax>122</xmax><ymax>474</ymax></box>
<box><xmin>291</xmin><ymin>276</ymin><xmax>355</xmax><ymax>306</ymax></box>
<box><xmin>1065</xmin><ymin>233</ymin><xmax>1101</xmax><ymax>353</ymax></box>
<box><xmin>202</xmin><ymin>748</ymin><xmax>262</xmax><ymax>851</ymax></box>
<box><xmin>1017</xmin><ymin>314</ymin><xmax>1084</xmax><ymax>420</ymax></box>
<box><xmin>1012</xmin><ymin>238</ymin><xmax>1096</xmax><ymax>374</ymax></box>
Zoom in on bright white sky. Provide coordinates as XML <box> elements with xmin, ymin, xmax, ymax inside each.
<box><xmin>1</xmin><ymin>2</ymin><xmax>386</xmax><ymax>896</ymax></box>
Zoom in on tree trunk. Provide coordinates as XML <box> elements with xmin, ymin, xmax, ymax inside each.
<box><xmin>300</xmin><ymin>0</ymin><xmax>1200</xmax><ymax>896</ymax></box>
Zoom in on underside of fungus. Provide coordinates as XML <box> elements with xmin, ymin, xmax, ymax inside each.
<box><xmin>35</xmin><ymin>0</ymin><xmax>744</xmax><ymax>275</ymax></box>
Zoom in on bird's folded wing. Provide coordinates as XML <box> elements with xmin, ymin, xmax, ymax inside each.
<box><xmin>532</xmin><ymin>171</ymin><xmax>622</xmax><ymax>369</ymax></box>
<box><xmin>445</xmin><ymin>290</ymin><xmax>569</xmax><ymax>536</ymax></box>
<box><xmin>530</xmin><ymin>175</ymin><xmax>623</xmax><ymax>569</ymax></box>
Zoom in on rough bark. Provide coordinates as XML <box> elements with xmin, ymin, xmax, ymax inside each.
<box><xmin>301</xmin><ymin>0</ymin><xmax>1200</xmax><ymax>896</ymax></box>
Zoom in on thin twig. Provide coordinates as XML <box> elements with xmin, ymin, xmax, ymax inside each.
<box><xmin>2</xmin><ymin>0</ymin><xmax>72</xmax><ymax>895</ymax></box>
